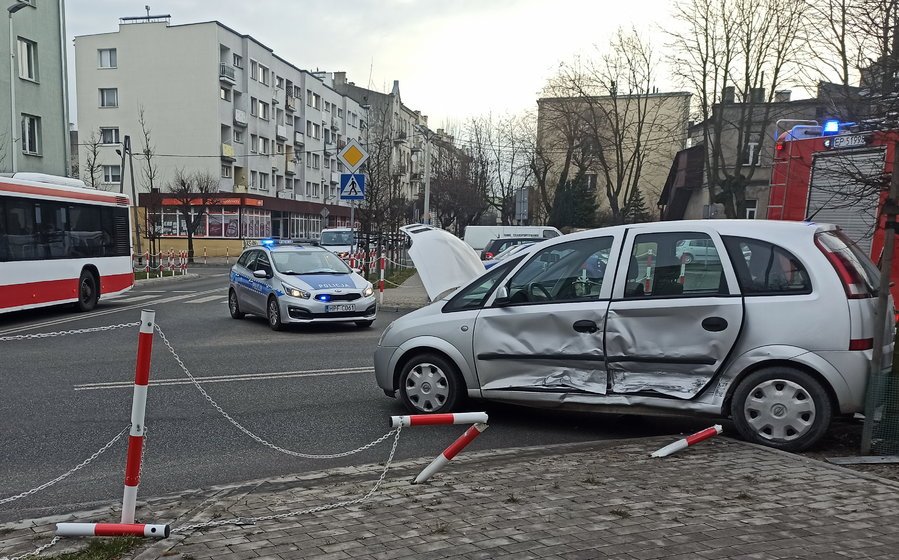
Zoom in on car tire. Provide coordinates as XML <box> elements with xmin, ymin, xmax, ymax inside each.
<box><xmin>355</xmin><ymin>320</ymin><xmax>374</xmax><ymax>328</ymax></box>
<box><xmin>731</xmin><ymin>367</ymin><xmax>832</xmax><ymax>451</ymax></box>
<box><xmin>75</xmin><ymin>270</ymin><xmax>99</xmax><ymax>312</ymax></box>
<box><xmin>398</xmin><ymin>353</ymin><xmax>464</xmax><ymax>414</ymax></box>
<box><xmin>267</xmin><ymin>296</ymin><xmax>283</xmax><ymax>331</ymax></box>
<box><xmin>682</xmin><ymin>252</ymin><xmax>695</xmax><ymax>264</ymax></box>
<box><xmin>228</xmin><ymin>289</ymin><xmax>245</xmax><ymax>319</ymax></box>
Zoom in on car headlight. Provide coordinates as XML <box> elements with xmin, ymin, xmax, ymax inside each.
<box><xmin>363</xmin><ymin>284</ymin><xmax>374</xmax><ymax>297</ymax></box>
<box><xmin>281</xmin><ymin>282</ymin><xmax>310</xmax><ymax>299</ymax></box>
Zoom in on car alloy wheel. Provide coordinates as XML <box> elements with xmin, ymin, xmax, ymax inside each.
<box><xmin>229</xmin><ymin>290</ymin><xmax>244</xmax><ymax>319</ymax></box>
<box><xmin>267</xmin><ymin>297</ymin><xmax>283</xmax><ymax>331</ymax></box>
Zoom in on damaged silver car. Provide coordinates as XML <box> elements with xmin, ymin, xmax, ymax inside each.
<box><xmin>374</xmin><ymin>221</ymin><xmax>894</xmax><ymax>451</ymax></box>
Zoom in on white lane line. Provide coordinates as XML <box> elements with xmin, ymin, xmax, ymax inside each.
<box><xmin>186</xmin><ymin>295</ymin><xmax>225</xmax><ymax>304</ymax></box>
<box><xmin>74</xmin><ymin>366</ymin><xmax>375</xmax><ymax>390</ymax></box>
<box><xmin>0</xmin><ymin>287</ymin><xmax>224</xmax><ymax>336</ymax></box>
<box><xmin>117</xmin><ymin>294</ymin><xmax>160</xmax><ymax>303</ymax></box>
<box><xmin>171</xmin><ymin>290</ymin><xmax>196</xmax><ymax>293</ymax></box>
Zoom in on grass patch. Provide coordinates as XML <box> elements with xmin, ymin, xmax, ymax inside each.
<box><xmin>134</xmin><ymin>270</ymin><xmax>181</xmax><ymax>281</ymax></box>
<box><xmin>366</xmin><ymin>266</ymin><xmax>416</xmax><ymax>289</ymax></box>
<box><xmin>49</xmin><ymin>537</ymin><xmax>142</xmax><ymax>559</ymax></box>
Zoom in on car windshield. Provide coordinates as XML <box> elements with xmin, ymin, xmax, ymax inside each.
<box><xmin>320</xmin><ymin>231</ymin><xmax>353</xmax><ymax>246</ymax></box>
<box><xmin>271</xmin><ymin>250</ymin><xmax>351</xmax><ymax>274</ymax></box>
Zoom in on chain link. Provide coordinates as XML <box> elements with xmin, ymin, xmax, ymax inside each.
<box><xmin>0</xmin><ymin>322</ymin><xmax>140</xmax><ymax>342</ymax></box>
<box><xmin>0</xmin><ymin>536</ymin><xmax>61</xmax><ymax>560</ymax></box>
<box><xmin>176</xmin><ymin>425</ymin><xmax>402</xmax><ymax>533</ymax></box>
<box><xmin>0</xmin><ymin>427</ymin><xmax>128</xmax><ymax>506</ymax></box>
<box><xmin>154</xmin><ymin>324</ymin><xmax>400</xmax><ymax>459</ymax></box>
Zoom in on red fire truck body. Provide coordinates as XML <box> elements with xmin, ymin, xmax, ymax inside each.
<box><xmin>767</xmin><ymin>128</ymin><xmax>899</xmax><ymax>300</ymax></box>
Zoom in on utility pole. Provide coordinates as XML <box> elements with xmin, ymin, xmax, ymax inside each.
<box><xmin>861</xmin><ymin>140</ymin><xmax>899</xmax><ymax>454</ymax></box>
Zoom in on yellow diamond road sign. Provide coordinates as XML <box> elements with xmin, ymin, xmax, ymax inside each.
<box><xmin>338</xmin><ymin>139</ymin><xmax>369</xmax><ymax>171</ymax></box>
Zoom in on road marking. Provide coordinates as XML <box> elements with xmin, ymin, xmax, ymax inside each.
<box><xmin>186</xmin><ymin>295</ymin><xmax>225</xmax><ymax>304</ymax></box>
<box><xmin>0</xmin><ymin>287</ymin><xmax>224</xmax><ymax>336</ymax></box>
<box><xmin>117</xmin><ymin>294</ymin><xmax>159</xmax><ymax>303</ymax></box>
<box><xmin>74</xmin><ymin>366</ymin><xmax>375</xmax><ymax>390</ymax></box>
<box><xmin>171</xmin><ymin>290</ymin><xmax>196</xmax><ymax>293</ymax></box>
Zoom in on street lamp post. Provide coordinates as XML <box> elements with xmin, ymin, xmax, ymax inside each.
<box><xmin>414</xmin><ymin>124</ymin><xmax>433</xmax><ymax>225</ymax></box>
<box><xmin>7</xmin><ymin>1</ymin><xmax>28</xmax><ymax>173</ymax></box>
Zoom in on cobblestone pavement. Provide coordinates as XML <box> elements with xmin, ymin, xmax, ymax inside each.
<box><xmin>3</xmin><ymin>436</ymin><xmax>899</xmax><ymax>559</ymax></box>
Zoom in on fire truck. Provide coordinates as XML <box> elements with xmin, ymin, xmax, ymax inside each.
<box><xmin>766</xmin><ymin>125</ymin><xmax>899</xmax><ymax>301</ymax></box>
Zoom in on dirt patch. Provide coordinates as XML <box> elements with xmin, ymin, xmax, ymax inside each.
<box><xmin>799</xmin><ymin>418</ymin><xmax>899</xmax><ymax>483</ymax></box>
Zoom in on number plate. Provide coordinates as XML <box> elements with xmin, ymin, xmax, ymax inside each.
<box><xmin>326</xmin><ymin>304</ymin><xmax>356</xmax><ymax>313</ymax></box>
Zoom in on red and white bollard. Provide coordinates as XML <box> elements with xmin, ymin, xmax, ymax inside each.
<box><xmin>56</xmin><ymin>523</ymin><xmax>169</xmax><ymax>538</ymax></box>
<box><xmin>390</xmin><ymin>412</ymin><xmax>489</xmax><ymax>428</ymax></box>
<box><xmin>413</xmin><ymin>423</ymin><xmax>489</xmax><ymax>484</ymax></box>
<box><xmin>144</xmin><ymin>252</ymin><xmax>149</xmax><ymax>275</ymax></box>
<box><xmin>678</xmin><ymin>253</ymin><xmax>688</xmax><ymax>285</ymax></box>
<box><xmin>643</xmin><ymin>250</ymin><xmax>654</xmax><ymax>293</ymax></box>
<box><xmin>203</xmin><ymin>246</ymin><xmax>208</xmax><ymax>265</ymax></box>
<box><xmin>226</xmin><ymin>246</ymin><xmax>230</xmax><ymax>265</ymax></box>
<box><xmin>122</xmin><ymin>310</ymin><xmax>155</xmax><ymax>523</ymax></box>
<box><xmin>378</xmin><ymin>252</ymin><xmax>386</xmax><ymax>305</ymax></box>
<box><xmin>651</xmin><ymin>424</ymin><xmax>723</xmax><ymax>458</ymax></box>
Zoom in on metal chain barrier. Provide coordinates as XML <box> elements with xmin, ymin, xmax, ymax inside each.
<box><xmin>0</xmin><ymin>427</ymin><xmax>129</xmax><ymax>506</ymax></box>
<box><xmin>154</xmin><ymin>324</ymin><xmax>400</xmax><ymax>459</ymax></box>
<box><xmin>0</xmin><ymin>322</ymin><xmax>140</xmax><ymax>342</ymax></box>
<box><xmin>384</xmin><ymin>257</ymin><xmax>416</xmax><ymax>269</ymax></box>
<box><xmin>0</xmin><ymin>536</ymin><xmax>61</xmax><ymax>560</ymax></box>
<box><xmin>176</xmin><ymin>425</ymin><xmax>402</xmax><ymax>533</ymax></box>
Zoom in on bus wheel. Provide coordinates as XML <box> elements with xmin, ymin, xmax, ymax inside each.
<box><xmin>75</xmin><ymin>270</ymin><xmax>99</xmax><ymax>312</ymax></box>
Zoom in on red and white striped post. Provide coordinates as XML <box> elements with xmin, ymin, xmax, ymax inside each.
<box><xmin>413</xmin><ymin>423</ymin><xmax>488</xmax><ymax>484</ymax></box>
<box><xmin>677</xmin><ymin>253</ymin><xmax>688</xmax><ymax>285</ymax></box>
<box><xmin>56</xmin><ymin>523</ymin><xmax>169</xmax><ymax>539</ymax></box>
<box><xmin>226</xmin><ymin>246</ymin><xmax>230</xmax><ymax>265</ymax></box>
<box><xmin>378</xmin><ymin>252</ymin><xmax>386</xmax><ymax>305</ymax></box>
<box><xmin>390</xmin><ymin>412</ymin><xmax>489</xmax><ymax>428</ymax></box>
<box><xmin>651</xmin><ymin>424</ymin><xmax>723</xmax><ymax>458</ymax></box>
<box><xmin>122</xmin><ymin>310</ymin><xmax>155</xmax><ymax>524</ymax></box>
<box><xmin>203</xmin><ymin>246</ymin><xmax>208</xmax><ymax>265</ymax></box>
<box><xmin>144</xmin><ymin>252</ymin><xmax>149</xmax><ymax>275</ymax></box>
<box><xmin>643</xmin><ymin>249</ymin><xmax>654</xmax><ymax>293</ymax></box>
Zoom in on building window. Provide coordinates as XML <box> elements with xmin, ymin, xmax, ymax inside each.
<box><xmin>260</xmin><ymin>137</ymin><xmax>269</xmax><ymax>154</ymax></box>
<box><xmin>234</xmin><ymin>130</ymin><xmax>243</xmax><ymax>144</ymax></box>
<box><xmin>306</xmin><ymin>90</ymin><xmax>313</xmax><ymax>106</ymax></box>
<box><xmin>276</xmin><ymin>76</ymin><xmax>284</xmax><ymax>89</ymax></box>
<box><xmin>17</xmin><ymin>38</ymin><xmax>37</xmax><ymax>81</ymax></box>
<box><xmin>221</xmin><ymin>165</ymin><xmax>232</xmax><ymax>178</ymax></box>
<box><xmin>258</xmin><ymin>100</ymin><xmax>269</xmax><ymax>120</ymax></box>
<box><xmin>249</xmin><ymin>134</ymin><xmax>257</xmax><ymax>153</ymax></box>
<box><xmin>259</xmin><ymin>173</ymin><xmax>269</xmax><ymax>190</ymax></box>
<box><xmin>232</xmin><ymin>53</ymin><xmax>242</xmax><ymax>68</ymax></box>
<box><xmin>250</xmin><ymin>96</ymin><xmax>258</xmax><ymax>117</ymax></box>
<box><xmin>250</xmin><ymin>170</ymin><xmax>258</xmax><ymax>188</ymax></box>
<box><xmin>745</xmin><ymin>200</ymin><xmax>758</xmax><ymax>219</ymax></box>
<box><xmin>21</xmin><ymin>114</ymin><xmax>40</xmax><ymax>155</ymax></box>
<box><xmin>338</xmin><ymin>108</ymin><xmax>344</xmax><ymax>118</ymax></box>
<box><xmin>249</xmin><ymin>60</ymin><xmax>257</xmax><ymax>81</ymax></box>
<box><xmin>99</xmin><ymin>127</ymin><xmax>119</xmax><ymax>144</ymax></box>
<box><xmin>744</xmin><ymin>142</ymin><xmax>761</xmax><ymax>166</ymax></box>
<box><xmin>311</xmin><ymin>153</ymin><xmax>320</xmax><ymax>169</ymax></box>
<box><xmin>311</xmin><ymin>182</ymin><xmax>320</xmax><ymax>197</ymax></box>
<box><xmin>99</xmin><ymin>88</ymin><xmax>118</xmax><ymax>107</ymax></box>
<box><xmin>220</xmin><ymin>87</ymin><xmax>231</xmax><ymax>101</ymax></box>
<box><xmin>276</xmin><ymin>142</ymin><xmax>284</xmax><ymax>154</ymax></box>
<box><xmin>249</xmin><ymin>60</ymin><xmax>269</xmax><ymax>85</ymax></box>
<box><xmin>98</xmin><ymin>48</ymin><xmax>116</xmax><ymax>69</ymax></box>
<box><xmin>102</xmin><ymin>164</ymin><xmax>121</xmax><ymax>184</ymax></box>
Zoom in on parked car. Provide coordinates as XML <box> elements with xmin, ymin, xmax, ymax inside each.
<box><xmin>229</xmin><ymin>240</ymin><xmax>376</xmax><ymax>330</ymax></box>
<box><xmin>463</xmin><ymin>225</ymin><xmax>562</xmax><ymax>255</ymax></box>
<box><xmin>483</xmin><ymin>242</ymin><xmax>537</xmax><ymax>269</ymax></box>
<box><xmin>480</xmin><ymin>236</ymin><xmax>552</xmax><ymax>260</ymax></box>
<box><xmin>375</xmin><ymin>221</ymin><xmax>894</xmax><ymax>451</ymax></box>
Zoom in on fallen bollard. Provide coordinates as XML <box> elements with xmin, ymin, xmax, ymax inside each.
<box><xmin>651</xmin><ymin>424</ymin><xmax>723</xmax><ymax>458</ymax></box>
<box><xmin>56</xmin><ymin>523</ymin><xmax>169</xmax><ymax>538</ymax></box>
<box><xmin>413</xmin><ymin>422</ymin><xmax>489</xmax><ymax>484</ymax></box>
<box><xmin>390</xmin><ymin>412</ymin><xmax>488</xmax><ymax>428</ymax></box>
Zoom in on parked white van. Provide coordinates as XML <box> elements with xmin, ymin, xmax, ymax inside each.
<box><xmin>463</xmin><ymin>225</ymin><xmax>562</xmax><ymax>252</ymax></box>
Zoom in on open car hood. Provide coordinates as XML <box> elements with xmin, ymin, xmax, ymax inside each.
<box><xmin>400</xmin><ymin>224</ymin><xmax>485</xmax><ymax>300</ymax></box>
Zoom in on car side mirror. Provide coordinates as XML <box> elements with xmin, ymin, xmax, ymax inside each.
<box><xmin>253</xmin><ymin>269</ymin><xmax>269</xmax><ymax>279</ymax></box>
<box><xmin>494</xmin><ymin>285</ymin><xmax>511</xmax><ymax>307</ymax></box>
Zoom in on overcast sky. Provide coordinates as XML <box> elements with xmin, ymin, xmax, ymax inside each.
<box><xmin>65</xmin><ymin>0</ymin><xmax>676</xmax><ymax>128</ymax></box>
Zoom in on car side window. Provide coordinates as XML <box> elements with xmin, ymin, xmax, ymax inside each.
<box><xmin>255</xmin><ymin>252</ymin><xmax>273</xmax><ymax>276</ymax></box>
<box><xmin>625</xmin><ymin>232</ymin><xmax>727</xmax><ymax>298</ymax></box>
<box><xmin>237</xmin><ymin>251</ymin><xmax>253</xmax><ymax>268</ymax></box>
<box><xmin>722</xmin><ymin>236</ymin><xmax>812</xmax><ymax>295</ymax></box>
<box><xmin>506</xmin><ymin>237</ymin><xmax>613</xmax><ymax>305</ymax></box>
<box><xmin>444</xmin><ymin>257</ymin><xmax>522</xmax><ymax>312</ymax></box>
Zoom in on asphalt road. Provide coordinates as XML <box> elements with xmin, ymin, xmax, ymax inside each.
<box><xmin>0</xmin><ymin>268</ymin><xmax>710</xmax><ymax>522</ymax></box>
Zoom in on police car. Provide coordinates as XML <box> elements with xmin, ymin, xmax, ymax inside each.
<box><xmin>228</xmin><ymin>240</ymin><xmax>377</xmax><ymax>330</ymax></box>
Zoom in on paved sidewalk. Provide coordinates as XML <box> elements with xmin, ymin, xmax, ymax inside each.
<box><xmin>3</xmin><ymin>436</ymin><xmax>899</xmax><ymax>559</ymax></box>
<box><xmin>380</xmin><ymin>273</ymin><xmax>429</xmax><ymax>311</ymax></box>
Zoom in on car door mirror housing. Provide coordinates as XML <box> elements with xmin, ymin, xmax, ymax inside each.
<box><xmin>253</xmin><ymin>269</ymin><xmax>269</xmax><ymax>279</ymax></box>
<box><xmin>494</xmin><ymin>285</ymin><xmax>511</xmax><ymax>306</ymax></box>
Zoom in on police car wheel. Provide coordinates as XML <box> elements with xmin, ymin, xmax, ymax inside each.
<box><xmin>228</xmin><ymin>289</ymin><xmax>244</xmax><ymax>319</ymax></box>
<box><xmin>267</xmin><ymin>296</ymin><xmax>283</xmax><ymax>331</ymax></box>
<box><xmin>355</xmin><ymin>320</ymin><xmax>374</xmax><ymax>328</ymax></box>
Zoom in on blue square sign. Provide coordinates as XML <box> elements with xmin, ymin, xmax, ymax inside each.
<box><xmin>339</xmin><ymin>173</ymin><xmax>366</xmax><ymax>200</ymax></box>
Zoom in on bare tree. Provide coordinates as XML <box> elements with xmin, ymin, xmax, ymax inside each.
<box><xmin>669</xmin><ymin>0</ymin><xmax>808</xmax><ymax>218</ymax></box>
<box><xmin>81</xmin><ymin>131</ymin><xmax>103</xmax><ymax>189</ymax></box>
<box><xmin>466</xmin><ymin>113</ymin><xmax>532</xmax><ymax>225</ymax></box>
<box><xmin>167</xmin><ymin>169</ymin><xmax>218</xmax><ymax>263</ymax></box>
<box><xmin>137</xmin><ymin>106</ymin><xmax>160</xmax><ymax>193</ymax></box>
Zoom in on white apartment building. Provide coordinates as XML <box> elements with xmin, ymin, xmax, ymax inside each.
<box><xmin>74</xmin><ymin>15</ymin><xmax>366</xmax><ymax>245</ymax></box>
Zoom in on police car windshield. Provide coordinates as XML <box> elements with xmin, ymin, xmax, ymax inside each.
<box><xmin>320</xmin><ymin>231</ymin><xmax>353</xmax><ymax>246</ymax></box>
<box><xmin>272</xmin><ymin>251</ymin><xmax>351</xmax><ymax>275</ymax></box>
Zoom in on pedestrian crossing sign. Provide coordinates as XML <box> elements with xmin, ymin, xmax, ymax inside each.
<box><xmin>339</xmin><ymin>173</ymin><xmax>366</xmax><ymax>200</ymax></box>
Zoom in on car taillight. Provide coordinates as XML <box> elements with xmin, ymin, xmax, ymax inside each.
<box><xmin>815</xmin><ymin>235</ymin><xmax>870</xmax><ymax>299</ymax></box>
<box><xmin>485</xmin><ymin>252</ymin><xmax>494</xmax><ymax>260</ymax></box>
<box><xmin>849</xmin><ymin>338</ymin><xmax>874</xmax><ymax>351</ymax></box>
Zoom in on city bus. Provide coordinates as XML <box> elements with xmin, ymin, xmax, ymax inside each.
<box><xmin>0</xmin><ymin>173</ymin><xmax>134</xmax><ymax>314</ymax></box>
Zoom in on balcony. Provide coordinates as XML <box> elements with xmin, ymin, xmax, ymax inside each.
<box><xmin>331</xmin><ymin>116</ymin><xmax>339</xmax><ymax>129</ymax></box>
<box><xmin>221</xmin><ymin>143</ymin><xmax>236</xmax><ymax>161</ymax></box>
<box><xmin>286</xmin><ymin>96</ymin><xmax>296</xmax><ymax>112</ymax></box>
<box><xmin>219</xmin><ymin>63</ymin><xmax>236</xmax><ymax>84</ymax></box>
<box><xmin>286</xmin><ymin>160</ymin><xmax>296</xmax><ymax>175</ymax></box>
<box><xmin>294</xmin><ymin>131</ymin><xmax>305</xmax><ymax>145</ymax></box>
<box><xmin>393</xmin><ymin>131</ymin><xmax>408</xmax><ymax>144</ymax></box>
<box><xmin>276</xmin><ymin>125</ymin><xmax>287</xmax><ymax>140</ymax></box>
<box><xmin>234</xmin><ymin>109</ymin><xmax>248</xmax><ymax>127</ymax></box>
